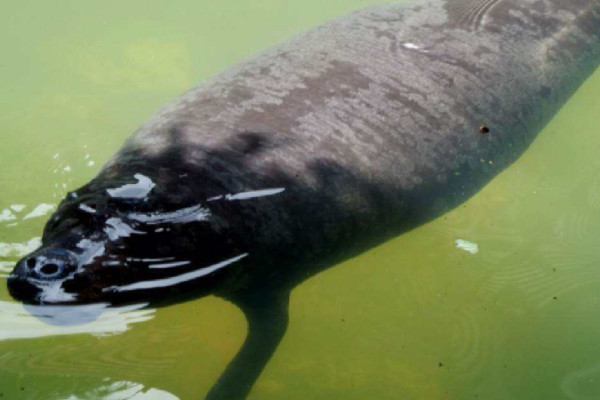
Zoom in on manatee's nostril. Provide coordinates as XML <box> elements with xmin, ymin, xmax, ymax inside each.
<box><xmin>40</xmin><ymin>264</ymin><xmax>60</xmax><ymax>275</ymax></box>
<box><xmin>26</xmin><ymin>258</ymin><xmax>36</xmax><ymax>269</ymax></box>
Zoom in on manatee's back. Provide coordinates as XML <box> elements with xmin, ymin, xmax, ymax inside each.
<box><xmin>108</xmin><ymin>0</ymin><xmax>600</xmax><ymax>275</ymax></box>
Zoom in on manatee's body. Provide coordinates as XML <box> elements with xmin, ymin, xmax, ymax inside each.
<box><xmin>114</xmin><ymin>0</ymin><xmax>600</xmax><ymax>290</ymax></box>
<box><xmin>8</xmin><ymin>0</ymin><xmax>600</xmax><ymax>399</ymax></box>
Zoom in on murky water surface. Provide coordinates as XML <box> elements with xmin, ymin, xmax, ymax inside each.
<box><xmin>1</xmin><ymin>1</ymin><xmax>600</xmax><ymax>399</ymax></box>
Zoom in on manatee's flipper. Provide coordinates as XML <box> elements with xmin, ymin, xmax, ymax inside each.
<box><xmin>205</xmin><ymin>290</ymin><xmax>290</xmax><ymax>400</ymax></box>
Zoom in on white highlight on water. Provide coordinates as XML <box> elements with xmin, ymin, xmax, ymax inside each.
<box><xmin>0</xmin><ymin>261</ymin><xmax>15</xmax><ymax>272</ymax></box>
<box><xmin>23</xmin><ymin>203</ymin><xmax>56</xmax><ymax>220</ymax></box>
<box><xmin>10</xmin><ymin>204</ymin><xmax>25</xmax><ymax>213</ymax></box>
<box><xmin>0</xmin><ymin>237</ymin><xmax>42</xmax><ymax>257</ymax></box>
<box><xmin>455</xmin><ymin>239</ymin><xmax>479</xmax><ymax>254</ymax></box>
<box><xmin>55</xmin><ymin>380</ymin><xmax>179</xmax><ymax>400</ymax></box>
<box><xmin>0</xmin><ymin>209</ymin><xmax>16</xmax><ymax>222</ymax></box>
<box><xmin>0</xmin><ymin>302</ymin><xmax>154</xmax><ymax>341</ymax></box>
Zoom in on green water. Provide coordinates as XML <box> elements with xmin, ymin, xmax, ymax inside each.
<box><xmin>1</xmin><ymin>1</ymin><xmax>600</xmax><ymax>399</ymax></box>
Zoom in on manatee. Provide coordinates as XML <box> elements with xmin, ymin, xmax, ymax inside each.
<box><xmin>8</xmin><ymin>0</ymin><xmax>600</xmax><ymax>398</ymax></box>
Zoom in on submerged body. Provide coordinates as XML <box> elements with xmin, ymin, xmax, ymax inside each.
<box><xmin>8</xmin><ymin>0</ymin><xmax>600</xmax><ymax>398</ymax></box>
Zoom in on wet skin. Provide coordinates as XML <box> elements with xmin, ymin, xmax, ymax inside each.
<box><xmin>8</xmin><ymin>0</ymin><xmax>600</xmax><ymax>399</ymax></box>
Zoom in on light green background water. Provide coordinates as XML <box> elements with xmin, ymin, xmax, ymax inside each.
<box><xmin>1</xmin><ymin>1</ymin><xmax>600</xmax><ymax>399</ymax></box>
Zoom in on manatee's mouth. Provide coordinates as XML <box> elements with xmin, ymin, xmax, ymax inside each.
<box><xmin>7</xmin><ymin>275</ymin><xmax>43</xmax><ymax>305</ymax></box>
<box><xmin>8</xmin><ymin>272</ymin><xmax>84</xmax><ymax>305</ymax></box>
<box><xmin>7</xmin><ymin>252</ymin><xmax>249</xmax><ymax>305</ymax></box>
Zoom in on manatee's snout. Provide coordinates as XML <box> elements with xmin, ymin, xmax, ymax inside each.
<box><xmin>14</xmin><ymin>248</ymin><xmax>77</xmax><ymax>280</ymax></box>
<box><xmin>8</xmin><ymin>248</ymin><xmax>78</xmax><ymax>303</ymax></box>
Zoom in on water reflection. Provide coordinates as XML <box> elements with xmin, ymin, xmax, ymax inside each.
<box><xmin>0</xmin><ymin>238</ymin><xmax>42</xmax><ymax>260</ymax></box>
<box><xmin>57</xmin><ymin>380</ymin><xmax>179</xmax><ymax>400</ymax></box>
<box><xmin>0</xmin><ymin>300</ymin><xmax>154</xmax><ymax>341</ymax></box>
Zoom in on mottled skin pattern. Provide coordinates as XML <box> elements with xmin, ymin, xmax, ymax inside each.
<box><xmin>105</xmin><ymin>0</ymin><xmax>600</xmax><ymax>292</ymax></box>
<box><xmin>8</xmin><ymin>0</ymin><xmax>600</xmax><ymax>399</ymax></box>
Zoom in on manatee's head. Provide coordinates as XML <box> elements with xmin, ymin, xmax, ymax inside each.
<box><xmin>7</xmin><ymin>169</ymin><xmax>249</xmax><ymax>305</ymax></box>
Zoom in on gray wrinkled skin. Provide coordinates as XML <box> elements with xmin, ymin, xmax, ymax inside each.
<box><xmin>105</xmin><ymin>0</ymin><xmax>600</xmax><ymax>287</ymax></box>
<box><xmin>125</xmin><ymin>0</ymin><xmax>600</xmax><ymax>185</ymax></box>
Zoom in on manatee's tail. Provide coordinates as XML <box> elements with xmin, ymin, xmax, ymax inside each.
<box><xmin>205</xmin><ymin>290</ymin><xmax>290</xmax><ymax>400</ymax></box>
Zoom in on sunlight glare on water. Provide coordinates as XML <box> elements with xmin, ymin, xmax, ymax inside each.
<box><xmin>1</xmin><ymin>0</ymin><xmax>600</xmax><ymax>399</ymax></box>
